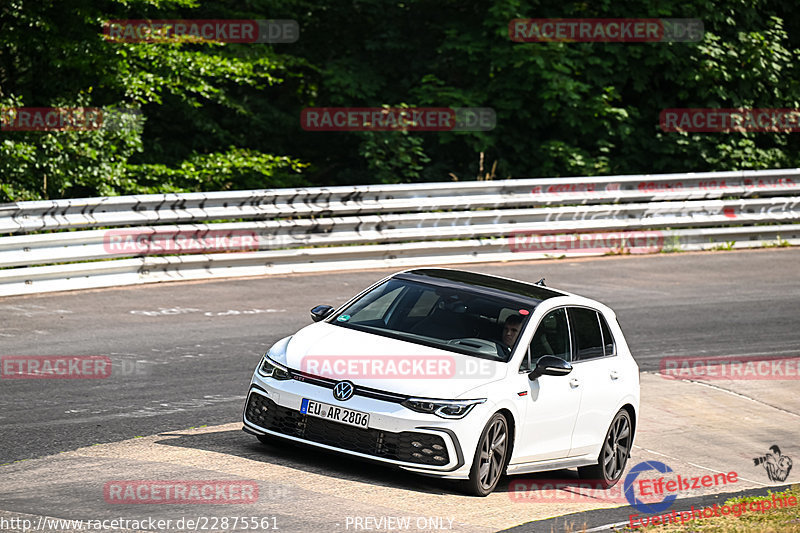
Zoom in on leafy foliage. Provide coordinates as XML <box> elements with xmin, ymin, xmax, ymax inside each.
<box><xmin>1</xmin><ymin>0</ymin><xmax>800</xmax><ymax>202</ymax></box>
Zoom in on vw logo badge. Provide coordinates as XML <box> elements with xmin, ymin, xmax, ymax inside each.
<box><xmin>333</xmin><ymin>381</ymin><xmax>354</xmax><ymax>401</ymax></box>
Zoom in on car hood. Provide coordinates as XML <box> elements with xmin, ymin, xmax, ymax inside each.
<box><xmin>278</xmin><ymin>322</ymin><xmax>508</xmax><ymax>399</ymax></box>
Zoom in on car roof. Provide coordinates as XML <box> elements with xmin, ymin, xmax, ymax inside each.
<box><xmin>394</xmin><ymin>268</ymin><xmax>566</xmax><ymax>305</ymax></box>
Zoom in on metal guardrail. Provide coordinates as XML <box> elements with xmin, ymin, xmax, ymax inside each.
<box><xmin>1</xmin><ymin>169</ymin><xmax>798</xmax><ymax>297</ymax></box>
<box><xmin>2</xmin><ymin>169</ymin><xmax>798</xmax><ymax>234</ymax></box>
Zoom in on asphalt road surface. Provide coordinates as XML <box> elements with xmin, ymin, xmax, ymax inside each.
<box><xmin>1</xmin><ymin>248</ymin><xmax>797</xmax><ymax>466</ymax></box>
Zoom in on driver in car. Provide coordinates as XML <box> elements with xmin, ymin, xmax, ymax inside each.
<box><xmin>501</xmin><ymin>314</ymin><xmax>523</xmax><ymax>350</ymax></box>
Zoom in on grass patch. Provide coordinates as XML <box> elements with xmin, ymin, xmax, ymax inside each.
<box><xmin>710</xmin><ymin>240</ymin><xmax>736</xmax><ymax>251</ymax></box>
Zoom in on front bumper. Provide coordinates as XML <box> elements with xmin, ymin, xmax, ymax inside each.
<box><xmin>242</xmin><ymin>374</ymin><xmax>476</xmax><ymax>478</ymax></box>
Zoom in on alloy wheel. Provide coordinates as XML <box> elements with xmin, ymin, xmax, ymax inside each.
<box><xmin>602</xmin><ymin>411</ymin><xmax>631</xmax><ymax>481</ymax></box>
<box><xmin>478</xmin><ymin>416</ymin><xmax>508</xmax><ymax>491</ymax></box>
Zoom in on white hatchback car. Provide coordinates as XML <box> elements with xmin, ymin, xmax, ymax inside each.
<box><xmin>242</xmin><ymin>268</ymin><xmax>640</xmax><ymax>496</ymax></box>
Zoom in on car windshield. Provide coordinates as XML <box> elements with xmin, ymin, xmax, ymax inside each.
<box><xmin>332</xmin><ymin>278</ymin><xmax>534</xmax><ymax>361</ymax></box>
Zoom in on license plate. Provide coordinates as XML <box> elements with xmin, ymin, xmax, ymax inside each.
<box><xmin>300</xmin><ymin>398</ymin><xmax>370</xmax><ymax>428</ymax></box>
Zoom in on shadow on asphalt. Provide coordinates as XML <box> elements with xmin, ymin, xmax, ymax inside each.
<box><xmin>155</xmin><ymin>428</ymin><xmax>460</xmax><ymax>496</ymax></box>
<box><xmin>154</xmin><ymin>427</ymin><xmax>605</xmax><ymax>500</ymax></box>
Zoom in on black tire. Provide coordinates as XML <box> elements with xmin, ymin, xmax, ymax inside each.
<box><xmin>578</xmin><ymin>409</ymin><xmax>632</xmax><ymax>489</ymax></box>
<box><xmin>460</xmin><ymin>413</ymin><xmax>509</xmax><ymax>496</ymax></box>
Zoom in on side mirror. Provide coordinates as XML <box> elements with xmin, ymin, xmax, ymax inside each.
<box><xmin>310</xmin><ymin>305</ymin><xmax>335</xmax><ymax>322</ymax></box>
<box><xmin>528</xmin><ymin>355</ymin><xmax>573</xmax><ymax>381</ymax></box>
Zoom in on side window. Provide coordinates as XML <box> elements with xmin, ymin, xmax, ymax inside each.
<box><xmin>568</xmin><ymin>307</ymin><xmax>604</xmax><ymax>361</ymax></box>
<box><xmin>521</xmin><ymin>308</ymin><xmax>571</xmax><ymax>371</ymax></box>
<box><xmin>599</xmin><ymin>313</ymin><xmax>616</xmax><ymax>356</ymax></box>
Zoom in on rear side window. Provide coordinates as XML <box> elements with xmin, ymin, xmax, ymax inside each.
<box><xmin>599</xmin><ymin>314</ymin><xmax>616</xmax><ymax>356</ymax></box>
<box><xmin>568</xmin><ymin>307</ymin><xmax>604</xmax><ymax>361</ymax></box>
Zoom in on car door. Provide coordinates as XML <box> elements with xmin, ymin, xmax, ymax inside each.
<box><xmin>566</xmin><ymin>307</ymin><xmax>628</xmax><ymax>457</ymax></box>
<box><xmin>513</xmin><ymin>307</ymin><xmax>583</xmax><ymax>463</ymax></box>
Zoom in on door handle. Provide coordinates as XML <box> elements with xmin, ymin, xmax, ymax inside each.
<box><xmin>610</xmin><ymin>370</ymin><xmax>620</xmax><ymax>380</ymax></box>
<box><xmin>569</xmin><ymin>378</ymin><xmax>580</xmax><ymax>388</ymax></box>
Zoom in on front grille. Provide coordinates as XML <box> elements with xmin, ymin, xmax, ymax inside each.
<box><xmin>244</xmin><ymin>392</ymin><xmax>450</xmax><ymax>466</ymax></box>
<box><xmin>289</xmin><ymin>371</ymin><xmax>409</xmax><ymax>403</ymax></box>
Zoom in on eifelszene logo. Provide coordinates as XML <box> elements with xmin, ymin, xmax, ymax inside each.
<box><xmin>624</xmin><ymin>461</ymin><xmax>739</xmax><ymax>513</ymax></box>
<box><xmin>624</xmin><ymin>461</ymin><xmax>678</xmax><ymax>514</ymax></box>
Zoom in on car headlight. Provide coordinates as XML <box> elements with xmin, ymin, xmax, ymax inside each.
<box><xmin>401</xmin><ymin>398</ymin><xmax>486</xmax><ymax>419</ymax></box>
<box><xmin>257</xmin><ymin>355</ymin><xmax>292</xmax><ymax>380</ymax></box>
